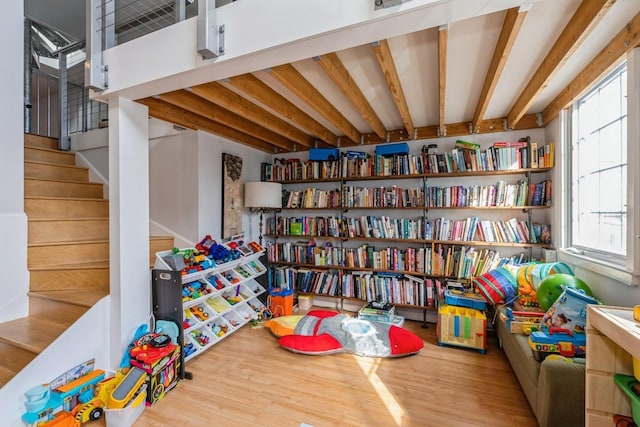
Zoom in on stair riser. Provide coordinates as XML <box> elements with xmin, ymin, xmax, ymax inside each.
<box><xmin>29</xmin><ymin>219</ymin><xmax>109</xmax><ymax>244</ymax></box>
<box><xmin>25</xmin><ymin>162</ymin><xmax>88</xmax><ymax>182</ymax></box>
<box><xmin>25</xmin><ymin>179</ymin><xmax>103</xmax><ymax>198</ymax></box>
<box><xmin>30</xmin><ymin>297</ymin><xmax>88</xmax><ymax>327</ymax></box>
<box><xmin>150</xmin><ymin>238</ymin><xmax>175</xmax><ymax>265</ymax></box>
<box><xmin>24</xmin><ymin>134</ymin><xmax>58</xmax><ymax>150</ymax></box>
<box><xmin>29</xmin><ymin>242</ymin><xmax>109</xmax><ymax>267</ymax></box>
<box><xmin>0</xmin><ymin>341</ymin><xmax>36</xmax><ymax>373</ymax></box>
<box><xmin>25</xmin><ymin>147</ymin><xmax>75</xmax><ymax>165</ymax></box>
<box><xmin>29</xmin><ymin>269</ymin><xmax>109</xmax><ymax>292</ymax></box>
<box><xmin>25</xmin><ymin>198</ymin><xmax>109</xmax><ymax>219</ymax></box>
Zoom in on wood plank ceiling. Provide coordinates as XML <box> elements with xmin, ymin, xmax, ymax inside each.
<box><xmin>138</xmin><ymin>0</ymin><xmax>640</xmax><ymax>154</ymax></box>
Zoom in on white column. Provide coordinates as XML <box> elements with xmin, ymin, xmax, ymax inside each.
<box><xmin>108</xmin><ymin>97</ymin><xmax>150</xmax><ymax>369</ymax></box>
<box><xmin>0</xmin><ymin>2</ymin><xmax>28</xmax><ymax>321</ymax></box>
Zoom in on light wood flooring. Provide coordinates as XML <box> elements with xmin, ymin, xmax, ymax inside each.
<box><xmin>113</xmin><ymin>316</ymin><xmax>536</xmax><ymax>427</ymax></box>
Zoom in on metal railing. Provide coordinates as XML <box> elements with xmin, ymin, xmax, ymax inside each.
<box><xmin>26</xmin><ymin>0</ymin><xmax>230</xmax><ymax>145</ymax></box>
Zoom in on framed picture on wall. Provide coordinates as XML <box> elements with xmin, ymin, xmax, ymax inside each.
<box><xmin>221</xmin><ymin>153</ymin><xmax>243</xmax><ymax>239</ymax></box>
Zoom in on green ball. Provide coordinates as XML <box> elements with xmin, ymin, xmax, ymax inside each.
<box><xmin>536</xmin><ymin>274</ymin><xmax>593</xmax><ymax>311</ymax></box>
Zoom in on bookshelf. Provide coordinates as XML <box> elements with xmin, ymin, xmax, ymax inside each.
<box><xmin>263</xmin><ymin>140</ymin><xmax>553</xmax><ymax>318</ymax></box>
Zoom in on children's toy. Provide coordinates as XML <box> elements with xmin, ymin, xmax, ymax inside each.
<box><xmin>106</xmin><ymin>367</ymin><xmax>147</xmax><ymax>410</ymax></box>
<box><xmin>614</xmin><ymin>374</ymin><xmax>640</xmax><ymax>425</ymax></box>
<box><xmin>437</xmin><ymin>304</ymin><xmax>487</xmax><ymax>353</ymax></box>
<box><xmin>129</xmin><ymin>340</ymin><xmax>181</xmax><ymax>406</ymax></box>
<box><xmin>22</xmin><ymin>369</ymin><xmax>107</xmax><ymax>426</ymax></box>
<box><xmin>265</xmin><ymin>310</ymin><xmax>423</xmax><ymax>357</ymax></box>
<box><xmin>443</xmin><ymin>289</ymin><xmax>487</xmax><ymax>311</ymax></box>
<box><xmin>528</xmin><ymin>327</ymin><xmax>586</xmax><ymax>361</ymax></box>
<box><xmin>536</xmin><ymin>273</ymin><xmax>593</xmax><ymax>311</ymax></box>
<box><xmin>503</xmin><ymin>307</ymin><xmax>545</xmax><ymax>335</ymax></box>
<box><xmin>540</xmin><ymin>286</ymin><xmax>599</xmax><ymax>334</ymax></box>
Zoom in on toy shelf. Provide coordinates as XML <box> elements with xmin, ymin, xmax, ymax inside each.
<box><xmin>155</xmin><ymin>239</ymin><xmax>267</xmax><ymax>363</ymax></box>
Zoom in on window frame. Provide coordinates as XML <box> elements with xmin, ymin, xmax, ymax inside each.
<box><xmin>560</xmin><ymin>48</ymin><xmax>640</xmax><ymax>287</ymax></box>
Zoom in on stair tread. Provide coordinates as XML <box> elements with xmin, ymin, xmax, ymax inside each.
<box><xmin>24</xmin><ymin>160</ymin><xmax>88</xmax><ymax>170</ymax></box>
<box><xmin>29</xmin><ymin>261</ymin><xmax>110</xmax><ymax>270</ymax></box>
<box><xmin>24</xmin><ymin>146</ymin><xmax>73</xmax><ymax>155</ymax></box>
<box><xmin>0</xmin><ymin>365</ymin><xmax>18</xmax><ymax>388</ymax></box>
<box><xmin>29</xmin><ymin>290</ymin><xmax>108</xmax><ymax>307</ymax></box>
<box><xmin>0</xmin><ymin>317</ymin><xmax>67</xmax><ymax>353</ymax></box>
<box><xmin>25</xmin><ymin>177</ymin><xmax>102</xmax><ymax>185</ymax></box>
<box><xmin>28</xmin><ymin>239</ymin><xmax>109</xmax><ymax>247</ymax></box>
<box><xmin>28</xmin><ymin>217</ymin><xmax>108</xmax><ymax>222</ymax></box>
<box><xmin>25</xmin><ymin>196</ymin><xmax>107</xmax><ymax>201</ymax></box>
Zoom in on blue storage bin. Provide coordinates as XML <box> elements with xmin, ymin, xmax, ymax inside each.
<box><xmin>375</xmin><ymin>143</ymin><xmax>409</xmax><ymax>157</ymax></box>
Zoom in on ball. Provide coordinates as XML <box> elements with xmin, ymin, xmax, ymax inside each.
<box><xmin>536</xmin><ymin>273</ymin><xmax>593</xmax><ymax>311</ymax></box>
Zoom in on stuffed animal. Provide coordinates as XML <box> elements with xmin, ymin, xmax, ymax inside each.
<box><xmin>265</xmin><ymin>310</ymin><xmax>423</xmax><ymax>358</ymax></box>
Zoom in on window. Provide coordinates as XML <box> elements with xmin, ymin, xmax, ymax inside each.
<box><xmin>570</xmin><ymin>63</ymin><xmax>627</xmax><ymax>263</ymax></box>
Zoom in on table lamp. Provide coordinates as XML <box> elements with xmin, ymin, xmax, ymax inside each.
<box><xmin>244</xmin><ymin>181</ymin><xmax>282</xmax><ymax>246</ymax></box>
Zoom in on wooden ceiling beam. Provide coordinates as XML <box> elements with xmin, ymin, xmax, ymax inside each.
<box><xmin>158</xmin><ymin>90</ymin><xmax>297</xmax><ymax>152</ymax></box>
<box><xmin>227</xmin><ymin>73</ymin><xmax>339</xmax><ymax>146</ymax></box>
<box><xmin>315</xmin><ymin>52</ymin><xmax>387</xmax><ymax>140</ymax></box>
<box><xmin>438</xmin><ymin>25</ymin><xmax>448</xmax><ymax>137</ymax></box>
<box><xmin>472</xmin><ymin>6</ymin><xmax>528</xmax><ymax>133</ymax></box>
<box><xmin>269</xmin><ymin>63</ymin><xmax>361</xmax><ymax>144</ymax></box>
<box><xmin>190</xmin><ymin>81</ymin><xmax>315</xmax><ymax>148</ymax></box>
<box><xmin>543</xmin><ymin>11</ymin><xmax>640</xmax><ymax>126</ymax></box>
<box><xmin>362</xmin><ymin>113</ymin><xmax>540</xmax><ymax>145</ymax></box>
<box><xmin>371</xmin><ymin>39</ymin><xmax>415</xmax><ymax>138</ymax></box>
<box><xmin>507</xmin><ymin>0</ymin><xmax>616</xmax><ymax>129</ymax></box>
<box><xmin>138</xmin><ymin>97</ymin><xmax>277</xmax><ymax>153</ymax></box>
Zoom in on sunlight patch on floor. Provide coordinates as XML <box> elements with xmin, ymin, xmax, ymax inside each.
<box><xmin>355</xmin><ymin>356</ymin><xmax>404</xmax><ymax>425</ymax></box>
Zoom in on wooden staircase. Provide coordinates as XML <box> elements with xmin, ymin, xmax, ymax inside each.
<box><xmin>0</xmin><ymin>134</ymin><xmax>174</xmax><ymax>388</ymax></box>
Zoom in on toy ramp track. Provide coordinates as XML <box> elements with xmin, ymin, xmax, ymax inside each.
<box><xmin>108</xmin><ymin>367</ymin><xmax>146</xmax><ymax>409</ymax></box>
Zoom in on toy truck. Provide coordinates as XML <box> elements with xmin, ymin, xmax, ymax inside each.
<box><xmin>528</xmin><ymin>327</ymin><xmax>586</xmax><ymax>361</ymax></box>
<box><xmin>22</xmin><ymin>369</ymin><xmax>107</xmax><ymax>427</ymax></box>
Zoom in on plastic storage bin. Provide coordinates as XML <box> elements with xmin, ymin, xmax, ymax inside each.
<box><xmin>105</xmin><ymin>385</ymin><xmax>147</xmax><ymax>427</ymax></box>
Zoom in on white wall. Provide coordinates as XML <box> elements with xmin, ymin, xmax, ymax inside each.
<box><xmin>149</xmin><ymin>131</ymin><xmax>200</xmax><ymax>244</ymax></box>
<box><xmin>545</xmin><ymin>117</ymin><xmax>640</xmax><ymax>306</ymax></box>
<box><xmin>149</xmin><ymin>129</ymin><xmax>272</xmax><ymax>246</ymax></box>
<box><xmin>0</xmin><ymin>1</ymin><xmax>28</xmax><ymax>322</ymax></box>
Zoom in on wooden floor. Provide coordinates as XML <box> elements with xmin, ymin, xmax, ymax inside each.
<box><xmin>118</xmin><ymin>315</ymin><xmax>537</xmax><ymax>427</ymax></box>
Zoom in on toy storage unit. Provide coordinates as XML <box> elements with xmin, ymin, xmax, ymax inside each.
<box><xmin>437</xmin><ymin>304</ymin><xmax>487</xmax><ymax>353</ymax></box>
<box><xmin>155</xmin><ymin>238</ymin><xmax>267</xmax><ymax>362</ymax></box>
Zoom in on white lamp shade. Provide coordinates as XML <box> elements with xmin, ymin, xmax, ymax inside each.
<box><xmin>244</xmin><ymin>181</ymin><xmax>282</xmax><ymax>208</ymax></box>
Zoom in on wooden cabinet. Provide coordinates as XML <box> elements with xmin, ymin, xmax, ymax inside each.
<box><xmin>586</xmin><ymin>305</ymin><xmax>639</xmax><ymax>426</ymax></box>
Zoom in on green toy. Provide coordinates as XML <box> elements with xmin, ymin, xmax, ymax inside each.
<box><xmin>536</xmin><ymin>273</ymin><xmax>593</xmax><ymax>311</ymax></box>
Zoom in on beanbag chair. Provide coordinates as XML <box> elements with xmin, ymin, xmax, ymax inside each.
<box><xmin>265</xmin><ymin>310</ymin><xmax>423</xmax><ymax>358</ymax></box>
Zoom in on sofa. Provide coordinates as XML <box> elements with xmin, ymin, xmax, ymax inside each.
<box><xmin>494</xmin><ymin>306</ymin><xmax>585</xmax><ymax>427</ymax></box>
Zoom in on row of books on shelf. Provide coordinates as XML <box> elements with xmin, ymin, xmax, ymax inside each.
<box><xmin>267</xmin><ymin>240</ymin><xmax>529</xmax><ymax>279</ymax></box>
<box><xmin>282</xmin><ymin>180</ymin><xmax>551</xmax><ymax>209</ymax></box>
<box><xmin>269</xmin><ymin>262</ymin><xmax>532</xmax><ymax>308</ymax></box>
<box><xmin>261</xmin><ymin>139</ymin><xmax>554</xmax><ymax>182</ymax></box>
<box><xmin>267</xmin><ymin>215</ymin><xmax>423</xmax><ymax>240</ymax></box>
<box><xmin>268</xmin><ymin>214</ymin><xmax>551</xmax><ymax>245</ymax></box>
<box><xmin>270</xmin><ymin>265</ymin><xmax>438</xmax><ymax>306</ymax></box>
